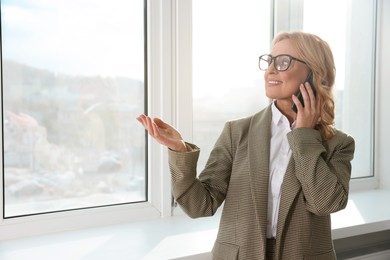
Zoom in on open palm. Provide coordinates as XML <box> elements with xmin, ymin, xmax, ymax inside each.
<box><xmin>136</xmin><ymin>114</ymin><xmax>186</xmax><ymax>152</ymax></box>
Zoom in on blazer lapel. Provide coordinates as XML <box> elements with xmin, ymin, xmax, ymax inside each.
<box><xmin>248</xmin><ymin>104</ymin><xmax>302</xmax><ymax>258</ymax></box>
<box><xmin>248</xmin><ymin>105</ymin><xmax>272</xmax><ymax>238</ymax></box>
<box><xmin>276</xmin><ymin>157</ymin><xmax>301</xmax><ymax>241</ymax></box>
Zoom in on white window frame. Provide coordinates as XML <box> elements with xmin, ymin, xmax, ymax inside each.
<box><xmin>0</xmin><ymin>0</ymin><xmax>383</xmax><ymax>239</ymax></box>
<box><xmin>174</xmin><ymin>0</ymin><xmax>380</xmax><ymax>202</ymax></box>
<box><xmin>376</xmin><ymin>0</ymin><xmax>390</xmax><ymax>190</ymax></box>
<box><xmin>275</xmin><ymin>0</ymin><xmax>380</xmax><ymax>191</ymax></box>
<box><xmin>0</xmin><ymin>0</ymin><xmax>177</xmax><ymax>240</ymax></box>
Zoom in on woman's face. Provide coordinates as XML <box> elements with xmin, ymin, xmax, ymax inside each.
<box><xmin>264</xmin><ymin>39</ymin><xmax>310</xmax><ymax>106</ymax></box>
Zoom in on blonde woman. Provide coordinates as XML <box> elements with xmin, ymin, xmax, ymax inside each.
<box><xmin>137</xmin><ymin>31</ymin><xmax>355</xmax><ymax>260</ymax></box>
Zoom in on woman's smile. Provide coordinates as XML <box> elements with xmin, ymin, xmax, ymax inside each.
<box><xmin>268</xmin><ymin>80</ymin><xmax>283</xmax><ymax>86</ymax></box>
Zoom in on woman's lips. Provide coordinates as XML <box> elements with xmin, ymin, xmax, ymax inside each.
<box><xmin>268</xmin><ymin>80</ymin><xmax>282</xmax><ymax>85</ymax></box>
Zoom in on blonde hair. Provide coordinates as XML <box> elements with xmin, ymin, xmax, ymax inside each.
<box><xmin>273</xmin><ymin>31</ymin><xmax>336</xmax><ymax>140</ymax></box>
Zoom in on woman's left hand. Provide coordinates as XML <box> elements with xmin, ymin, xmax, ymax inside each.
<box><xmin>292</xmin><ymin>82</ymin><xmax>321</xmax><ymax>129</ymax></box>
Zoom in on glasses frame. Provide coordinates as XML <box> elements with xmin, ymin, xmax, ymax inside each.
<box><xmin>258</xmin><ymin>54</ymin><xmax>307</xmax><ymax>71</ymax></box>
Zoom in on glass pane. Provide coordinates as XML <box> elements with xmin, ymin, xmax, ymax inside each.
<box><xmin>192</xmin><ymin>0</ymin><xmax>271</xmax><ymax>170</ymax></box>
<box><xmin>303</xmin><ymin>0</ymin><xmax>376</xmax><ymax>178</ymax></box>
<box><xmin>1</xmin><ymin>0</ymin><xmax>146</xmax><ymax>217</ymax></box>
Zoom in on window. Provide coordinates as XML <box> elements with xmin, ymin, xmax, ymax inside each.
<box><xmin>192</xmin><ymin>0</ymin><xmax>377</xmax><ymax>179</ymax></box>
<box><xmin>192</xmin><ymin>0</ymin><xmax>272</xmax><ymax>169</ymax></box>
<box><xmin>0</xmin><ymin>0</ymin><xmax>379</xmax><ymax>240</ymax></box>
<box><xmin>1</xmin><ymin>0</ymin><xmax>147</xmax><ymax>218</ymax></box>
<box><xmin>302</xmin><ymin>0</ymin><xmax>377</xmax><ymax>178</ymax></box>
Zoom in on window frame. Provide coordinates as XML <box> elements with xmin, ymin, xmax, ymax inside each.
<box><xmin>277</xmin><ymin>0</ymin><xmax>379</xmax><ymax>191</ymax></box>
<box><xmin>0</xmin><ymin>0</ymin><xmax>176</xmax><ymax>240</ymax></box>
<box><xmin>175</xmin><ymin>0</ymin><xmax>379</xmax><ymax>206</ymax></box>
<box><xmin>0</xmin><ymin>0</ymin><xmax>380</xmax><ymax>239</ymax></box>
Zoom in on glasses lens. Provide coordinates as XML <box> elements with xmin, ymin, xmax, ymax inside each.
<box><xmin>274</xmin><ymin>55</ymin><xmax>291</xmax><ymax>71</ymax></box>
<box><xmin>259</xmin><ymin>55</ymin><xmax>271</xmax><ymax>71</ymax></box>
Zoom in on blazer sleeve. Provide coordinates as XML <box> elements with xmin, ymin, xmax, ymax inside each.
<box><xmin>168</xmin><ymin>122</ymin><xmax>233</xmax><ymax>218</ymax></box>
<box><xmin>287</xmin><ymin>128</ymin><xmax>355</xmax><ymax>216</ymax></box>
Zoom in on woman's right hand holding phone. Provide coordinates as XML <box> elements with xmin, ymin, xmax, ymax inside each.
<box><xmin>292</xmin><ymin>82</ymin><xmax>321</xmax><ymax>129</ymax></box>
<box><xmin>136</xmin><ymin>114</ymin><xmax>187</xmax><ymax>152</ymax></box>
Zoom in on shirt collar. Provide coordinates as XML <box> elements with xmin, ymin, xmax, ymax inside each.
<box><xmin>271</xmin><ymin>101</ymin><xmax>284</xmax><ymax>126</ymax></box>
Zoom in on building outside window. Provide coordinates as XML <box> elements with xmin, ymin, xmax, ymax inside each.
<box><xmin>0</xmin><ymin>0</ymin><xmax>378</xmax><ymax>238</ymax></box>
<box><xmin>1</xmin><ymin>0</ymin><xmax>147</xmax><ymax>218</ymax></box>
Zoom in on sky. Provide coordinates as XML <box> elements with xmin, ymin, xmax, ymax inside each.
<box><xmin>1</xmin><ymin>0</ymin><xmax>145</xmax><ymax>80</ymax></box>
<box><xmin>192</xmin><ymin>0</ymin><xmax>270</xmax><ymax>98</ymax></box>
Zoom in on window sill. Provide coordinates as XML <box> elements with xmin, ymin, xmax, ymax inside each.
<box><xmin>0</xmin><ymin>189</ymin><xmax>389</xmax><ymax>260</ymax></box>
<box><xmin>331</xmin><ymin>189</ymin><xmax>390</xmax><ymax>239</ymax></box>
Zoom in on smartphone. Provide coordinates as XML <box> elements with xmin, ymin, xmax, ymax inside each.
<box><xmin>291</xmin><ymin>72</ymin><xmax>317</xmax><ymax>113</ymax></box>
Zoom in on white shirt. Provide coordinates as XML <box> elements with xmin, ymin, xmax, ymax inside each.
<box><xmin>267</xmin><ymin>102</ymin><xmax>293</xmax><ymax>238</ymax></box>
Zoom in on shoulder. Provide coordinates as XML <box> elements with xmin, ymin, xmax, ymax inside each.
<box><xmin>218</xmin><ymin>105</ymin><xmax>272</xmax><ymax>144</ymax></box>
<box><xmin>330</xmin><ymin>129</ymin><xmax>355</xmax><ymax>145</ymax></box>
<box><xmin>326</xmin><ymin>128</ymin><xmax>355</xmax><ymax>154</ymax></box>
<box><xmin>226</xmin><ymin>105</ymin><xmax>272</xmax><ymax>129</ymax></box>
<box><xmin>330</xmin><ymin>128</ymin><xmax>354</xmax><ymax>141</ymax></box>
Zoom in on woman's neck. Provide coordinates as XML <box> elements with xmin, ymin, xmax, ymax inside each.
<box><xmin>274</xmin><ymin>100</ymin><xmax>296</xmax><ymax>125</ymax></box>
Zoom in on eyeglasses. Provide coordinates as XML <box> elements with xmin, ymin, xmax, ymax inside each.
<box><xmin>258</xmin><ymin>54</ymin><xmax>307</xmax><ymax>71</ymax></box>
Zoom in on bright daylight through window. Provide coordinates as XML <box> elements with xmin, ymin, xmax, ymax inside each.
<box><xmin>192</xmin><ymin>0</ymin><xmax>376</xmax><ymax>179</ymax></box>
<box><xmin>303</xmin><ymin>0</ymin><xmax>376</xmax><ymax>178</ymax></box>
<box><xmin>1</xmin><ymin>0</ymin><xmax>147</xmax><ymax>218</ymax></box>
<box><xmin>192</xmin><ymin>0</ymin><xmax>271</xmax><ymax>170</ymax></box>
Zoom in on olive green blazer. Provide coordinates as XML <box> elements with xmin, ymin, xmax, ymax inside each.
<box><xmin>168</xmin><ymin>104</ymin><xmax>355</xmax><ymax>260</ymax></box>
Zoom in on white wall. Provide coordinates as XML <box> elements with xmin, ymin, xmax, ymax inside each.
<box><xmin>377</xmin><ymin>0</ymin><xmax>390</xmax><ymax>189</ymax></box>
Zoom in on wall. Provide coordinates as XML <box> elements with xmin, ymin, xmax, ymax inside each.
<box><xmin>377</xmin><ymin>0</ymin><xmax>390</xmax><ymax>189</ymax></box>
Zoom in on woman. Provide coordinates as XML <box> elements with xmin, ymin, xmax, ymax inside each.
<box><xmin>137</xmin><ymin>31</ymin><xmax>355</xmax><ymax>260</ymax></box>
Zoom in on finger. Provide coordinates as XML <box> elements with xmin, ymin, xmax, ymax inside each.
<box><xmin>304</xmin><ymin>82</ymin><xmax>316</xmax><ymax>110</ymax></box>
<box><xmin>136</xmin><ymin>114</ymin><xmax>147</xmax><ymax>127</ymax></box>
<box><xmin>137</xmin><ymin>114</ymin><xmax>145</xmax><ymax>125</ymax></box>
<box><xmin>136</xmin><ymin>116</ymin><xmax>143</xmax><ymax>125</ymax></box>
<box><xmin>151</xmin><ymin>120</ymin><xmax>161</xmax><ymax>138</ymax></box>
<box><xmin>300</xmin><ymin>84</ymin><xmax>310</xmax><ymax>109</ymax></box>
<box><xmin>145</xmin><ymin>116</ymin><xmax>156</xmax><ymax>136</ymax></box>
<box><xmin>153</xmin><ymin>117</ymin><xmax>169</xmax><ymax>129</ymax></box>
<box><xmin>292</xmin><ymin>94</ymin><xmax>303</xmax><ymax>112</ymax></box>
